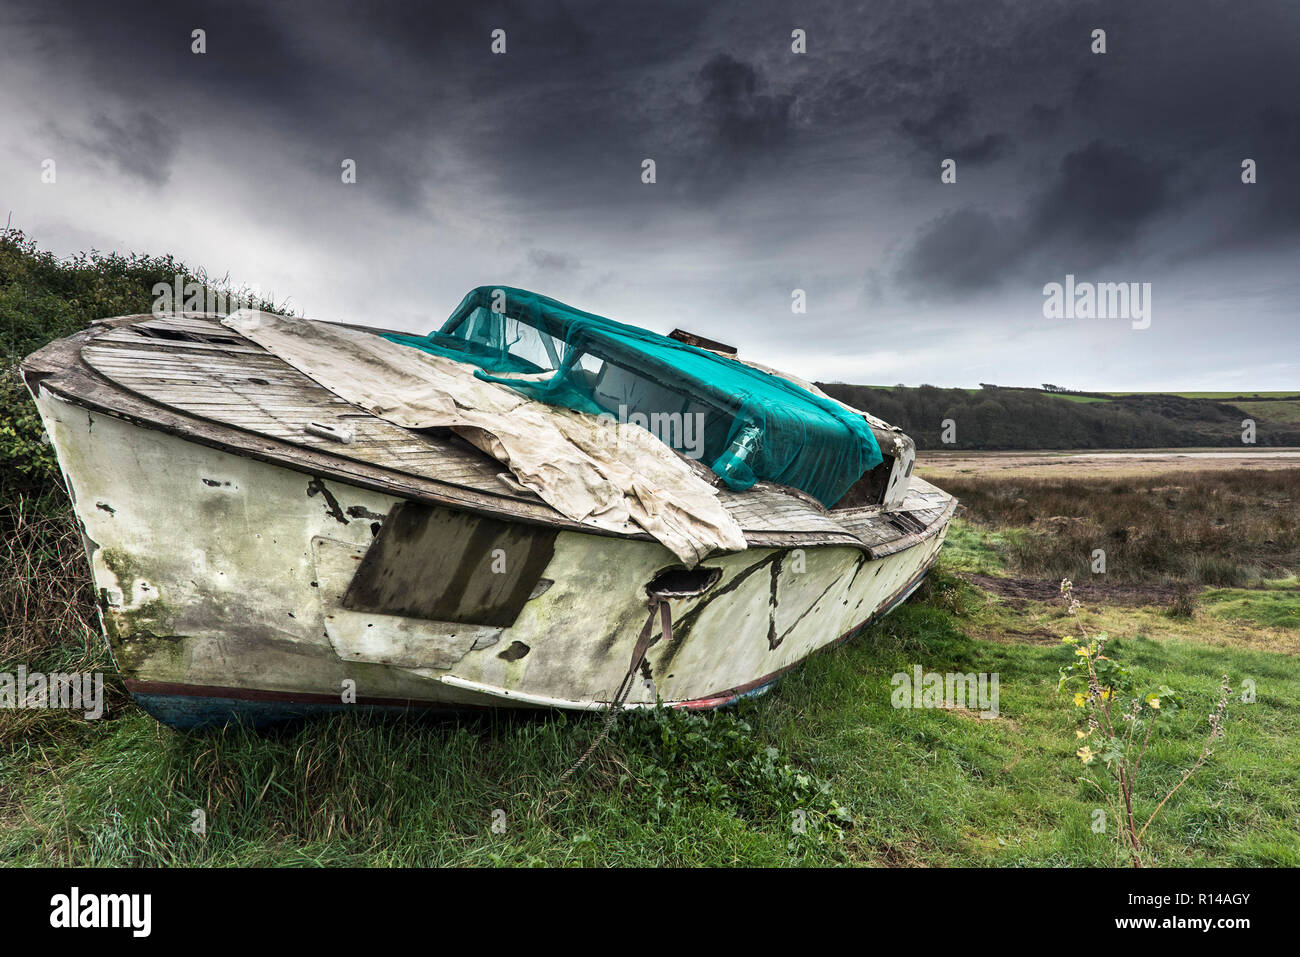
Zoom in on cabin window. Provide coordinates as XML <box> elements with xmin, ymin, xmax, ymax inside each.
<box><xmin>830</xmin><ymin>454</ymin><xmax>895</xmax><ymax>509</ymax></box>
<box><xmin>453</xmin><ymin>306</ymin><xmax>565</xmax><ymax>374</ymax></box>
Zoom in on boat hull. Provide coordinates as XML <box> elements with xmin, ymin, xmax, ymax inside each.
<box><xmin>32</xmin><ymin>386</ymin><xmax>952</xmax><ymax>730</ymax></box>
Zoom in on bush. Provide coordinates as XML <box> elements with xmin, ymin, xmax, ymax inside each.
<box><xmin>0</xmin><ymin>363</ymin><xmax>60</xmax><ymax>502</ymax></box>
<box><xmin>0</xmin><ymin>226</ymin><xmax>286</xmax><ymax>506</ymax></box>
<box><xmin>613</xmin><ymin>705</ymin><xmax>854</xmax><ymax>853</ymax></box>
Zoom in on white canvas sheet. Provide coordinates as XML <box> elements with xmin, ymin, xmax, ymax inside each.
<box><xmin>223</xmin><ymin>310</ymin><xmax>747</xmax><ymax>565</ymax></box>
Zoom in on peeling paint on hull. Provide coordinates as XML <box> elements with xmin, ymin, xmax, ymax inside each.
<box><xmin>31</xmin><ymin>385</ymin><xmax>953</xmax><ymax>730</ymax></box>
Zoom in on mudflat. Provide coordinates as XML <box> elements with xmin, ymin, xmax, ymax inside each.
<box><xmin>917</xmin><ymin>448</ymin><xmax>1300</xmax><ymax>478</ymax></box>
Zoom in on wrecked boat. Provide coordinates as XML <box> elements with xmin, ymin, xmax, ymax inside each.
<box><xmin>20</xmin><ymin>287</ymin><xmax>955</xmax><ymax>728</ymax></box>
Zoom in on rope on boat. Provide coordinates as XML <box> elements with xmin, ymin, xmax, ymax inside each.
<box><xmin>557</xmin><ymin>597</ymin><xmax>672</xmax><ymax>783</ymax></box>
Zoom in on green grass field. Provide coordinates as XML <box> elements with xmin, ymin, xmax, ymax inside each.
<box><xmin>1231</xmin><ymin>400</ymin><xmax>1300</xmax><ymax>426</ymax></box>
<box><xmin>1100</xmin><ymin>393</ymin><xmax>1300</xmax><ymax>427</ymax></box>
<box><xmin>1034</xmin><ymin>393</ymin><xmax>1300</xmax><ymax>422</ymax></box>
<box><xmin>1109</xmin><ymin>392</ymin><xmax>1300</xmax><ymax>400</ymax></box>
<box><xmin>1202</xmin><ymin>578</ymin><xmax>1300</xmax><ymax>630</ymax></box>
<box><xmin>2</xmin><ymin>559</ymin><xmax>1296</xmax><ymax>867</ymax></box>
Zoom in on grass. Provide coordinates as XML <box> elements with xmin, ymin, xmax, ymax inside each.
<box><xmin>934</xmin><ymin>520</ymin><xmax>1022</xmax><ymax>575</ymax></box>
<box><xmin>1</xmin><ymin>496</ymin><xmax>99</xmax><ymax>667</ymax></box>
<box><xmin>1110</xmin><ymin>392</ymin><xmax>1300</xmax><ymax>400</ymax></box>
<box><xmin>1202</xmin><ymin>580</ymin><xmax>1300</xmax><ymax>631</ymax></box>
<box><xmin>2</xmin><ymin>563</ymin><xmax>1296</xmax><ymax>867</ymax></box>
<box><xmin>1233</xmin><ymin>400</ymin><xmax>1300</xmax><ymax>426</ymax></box>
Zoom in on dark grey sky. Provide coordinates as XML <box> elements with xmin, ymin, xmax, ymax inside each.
<box><xmin>2</xmin><ymin>0</ymin><xmax>1297</xmax><ymax>389</ymax></box>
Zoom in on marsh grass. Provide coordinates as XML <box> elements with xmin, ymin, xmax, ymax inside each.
<box><xmin>938</xmin><ymin>469</ymin><xmax>1300</xmax><ymax>586</ymax></box>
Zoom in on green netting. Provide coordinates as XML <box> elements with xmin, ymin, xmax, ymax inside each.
<box><xmin>383</xmin><ymin>286</ymin><xmax>883</xmax><ymax>506</ymax></box>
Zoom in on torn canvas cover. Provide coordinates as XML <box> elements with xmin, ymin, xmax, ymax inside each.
<box><xmin>222</xmin><ymin>310</ymin><xmax>748</xmax><ymax>565</ymax></box>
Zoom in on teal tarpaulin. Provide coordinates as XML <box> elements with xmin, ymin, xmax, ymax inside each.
<box><xmin>384</xmin><ymin>286</ymin><xmax>882</xmax><ymax>506</ymax></box>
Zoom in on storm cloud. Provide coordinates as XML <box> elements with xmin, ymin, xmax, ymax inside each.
<box><xmin>1</xmin><ymin>0</ymin><xmax>1296</xmax><ymax>390</ymax></box>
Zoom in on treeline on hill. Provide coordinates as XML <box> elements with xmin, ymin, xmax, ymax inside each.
<box><xmin>818</xmin><ymin>382</ymin><xmax>1300</xmax><ymax>450</ymax></box>
<box><xmin>1</xmin><ymin>226</ymin><xmax>282</xmax><ymax>507</ymax></box>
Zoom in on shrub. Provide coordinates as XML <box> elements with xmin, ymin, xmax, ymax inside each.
<box><xmin>1</xmin><ymin>226</ymin><xmax>287</xmax><ymax>506</ymax></box>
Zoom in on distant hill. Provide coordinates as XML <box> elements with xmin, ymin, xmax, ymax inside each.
<box><xmin>818</xmin><ymin>382</ymin><xmax>1300</xmax><ymax>450</ymax></box>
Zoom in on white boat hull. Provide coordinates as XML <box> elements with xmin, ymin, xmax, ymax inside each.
<box><xmin>34</xmin><ymin>387</ymin><xmax>951</xmax><ymax>727</ymax></box>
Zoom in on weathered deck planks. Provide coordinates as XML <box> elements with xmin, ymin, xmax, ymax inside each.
<box><xmin>61</xmin><ymin>313</ymin><xmax>953</xmax><ymax>551</ymax></box>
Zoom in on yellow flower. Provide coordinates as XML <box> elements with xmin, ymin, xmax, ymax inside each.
<box><xmin>1147</xmin><ymin>696</ymin><xmax>1161</xmax><ymax>709</ymax></box>
<box><xmin>1074</xmin><ymin>646</ymin><xmax>1090</xmax><ymax>656</ymax></box>
<box><xmin>1099</xmin><ymin>690</ymin><xmax>1113</xmax><ymax>703</ymax></box>
<box><xmin>1073</xmin><ymin>692</ymin><xmax>1087</xmax><ymax>708</ymax></box>
<box><xmin>1062</xmin><ymin>636</ymin><xmax>1077</xmax><ymax>645</ymax></box>
<box><xmin>1077</xmin><ymin>746</ymin><xmax>1096</xmax><ymax>764</ymax></box>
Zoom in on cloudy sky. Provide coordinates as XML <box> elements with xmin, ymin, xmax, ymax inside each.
<box><xmin>2</xmin><ymin>0</ymin><xmax>1297</xmax><ymax>390</ymax></box>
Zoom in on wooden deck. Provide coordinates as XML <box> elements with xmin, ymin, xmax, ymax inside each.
<box><xmin>25</xmin><ymin>312</ymin><xmax>955</xmax><ymax>553</ymax></box>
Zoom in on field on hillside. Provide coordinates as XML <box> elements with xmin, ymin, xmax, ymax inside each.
<box><xmin>1112</xmin><ymin>392</ymin><xmax>1298</xmax><ymax>399</ymax></box>
<box><xmin>1100</xmin><ymin>393</ymin><xmax>1300</xmax><ymax>428</ymax></box>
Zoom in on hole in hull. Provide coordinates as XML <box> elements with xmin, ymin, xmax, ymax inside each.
<box><xmin>497</xmin><ymin>641</ymin><xmax>530</xmax><ymax>661</ymax></box>
<box><xmin>646</xmin><ymin>565</ymin><xmax>722</xmax><ymax>599</ymax></box>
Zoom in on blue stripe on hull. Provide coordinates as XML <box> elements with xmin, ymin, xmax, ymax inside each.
<box><xmin>130</xmin><ymin>692</ymin><xmax>452</xmax><ymax>731</ymax></box>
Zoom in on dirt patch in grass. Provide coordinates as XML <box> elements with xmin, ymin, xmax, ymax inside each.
<box><xmin>979</xmin><ymin>625</ymin><xmax>1066</xmax><ymax>646</ymax></box>
<box><xmin>964</xmin><ymin>574</ymin><xmax>1182</xmax><ymax>607</ymax></box>
<box><xmin>937</xmin><ymin>703</ymin><xmax>1020</xmax><ymax>732</ymax></box>
<box><xmin>868</xmin><ymin>838</ymin><xmax>932</xmax><ymax>868</ymax></box>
